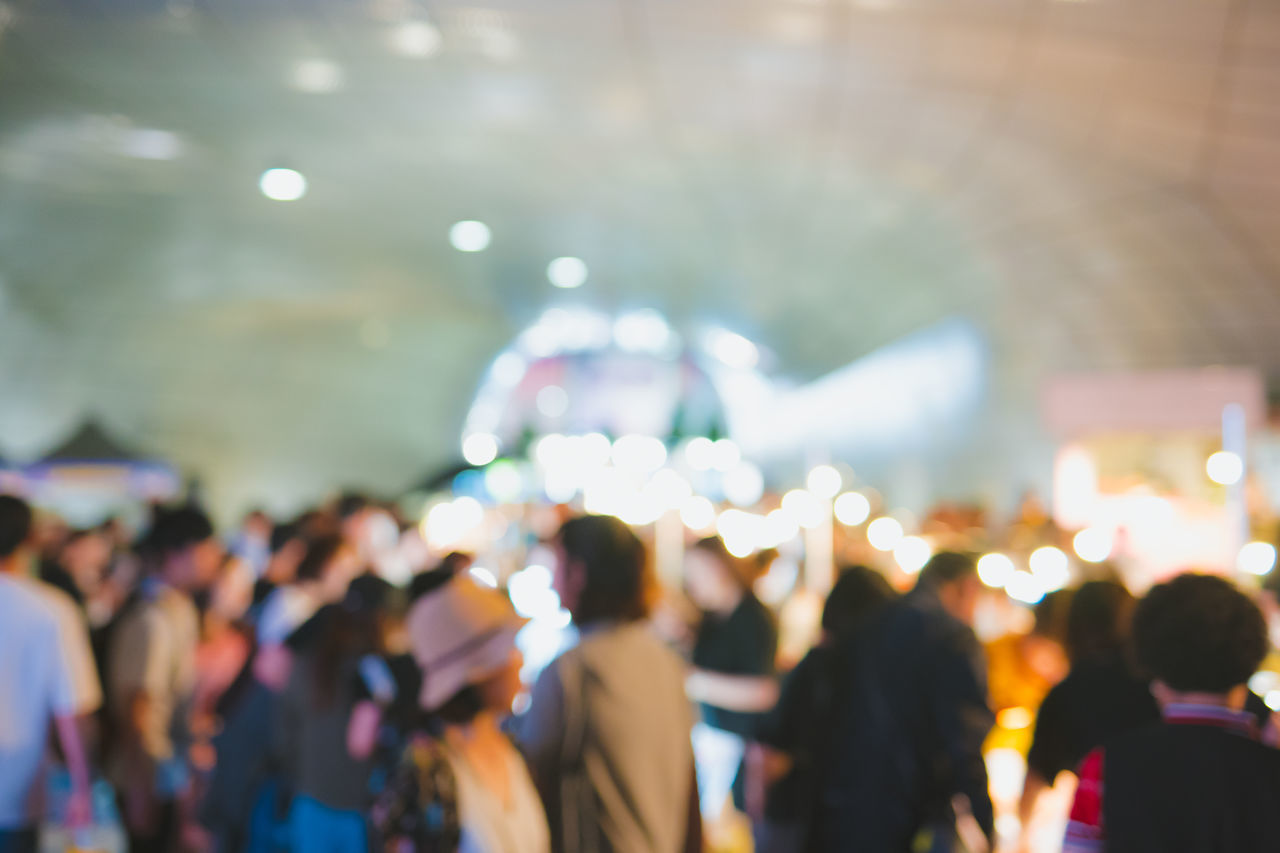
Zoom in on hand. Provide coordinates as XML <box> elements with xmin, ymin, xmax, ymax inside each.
<box><xmin>65</xmin><ymin>785</ymin><xmax>92</xmax><ymax>830</ymax></box>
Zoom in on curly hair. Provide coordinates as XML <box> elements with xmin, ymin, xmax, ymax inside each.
<box><xmin>1132</xmin><ymin>573</ymin><xmax>1268</xmax><ymax>694</ymax></box>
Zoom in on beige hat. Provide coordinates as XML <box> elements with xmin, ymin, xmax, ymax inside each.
<box><xmin>407</xmin><ymin>575</ymin><xmax>527</xmax><ymax>712</ymax></box>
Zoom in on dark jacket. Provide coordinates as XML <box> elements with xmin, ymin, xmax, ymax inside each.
<box><xmin>819</xmin><ymin>586</ymin><xmax>994</xmax><ymax>853</ymax></box>
<box><xmin>1104</xmin><ymin>721</ymin><xmax>1280</xmax><ymax>851</ymax></box>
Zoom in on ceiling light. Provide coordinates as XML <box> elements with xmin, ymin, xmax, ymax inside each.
<box><xmin>547</xmin><ymin>256</ymin><xmax>588</xmax><ymax>289</ymax></box>
<box><xmin>450</xmin><ymin>220</ymin><xmax>491</xmax><ymax>252</ymax></box>
<box><xmin>391</xmin><ymin>20</ymin><xmax>442</xmax><ymax>57</ymax></box>
<box><xmin>259</xmin><ymin>168</ymin><xmax>307</xmax><ymax>201</ymax></box>
<box><xmin>291</xmin><ymin>59</ymin><xmax>344</xmax><ymax>94</ymax></box>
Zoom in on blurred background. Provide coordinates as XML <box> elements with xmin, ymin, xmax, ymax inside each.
<box><xmin>6</xmin><ymin>3</ymin><xmax>1280</xmax><ymax>851</ymax></box>
<box><xmin>2</xmin><ymin>0</ymin><xmax>1278</xmax><ymax>522</ymax></box>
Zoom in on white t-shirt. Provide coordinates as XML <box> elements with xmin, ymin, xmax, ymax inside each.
<box><xmin>0</xmin><ymin>574</ymin><xmax>78</xmax><ymax>828</ymax></box>
<box><xmin>14</xmin><ymin>577</ymin><xmax>102</xmax><ymax>716</ymax></box>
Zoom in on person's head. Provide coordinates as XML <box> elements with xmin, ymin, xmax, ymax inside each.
<box><xmin>1065</xmin><ymin>580</ymin><xmax>1135</xmax><ymax>665</ymax></box>
<box><xmin>137</xmin><ymin>504</ymin><xmax>219</xmax><ymax>591</ymax></box>
<box><xmin>0</xmin><ymin>494</ymin><xmax>34</xmax><ymax>571</ymax></box>
<box><xmin>309</xmin><ymin>574</ymin><xmax>400</xmax><ymax>708</ymax></box>
<box><xmin>60</xmin><ymin>528</ymin><xmax>113</xmax><ymax>590</ymax></box>
<box><xmin>264</xmin><ymin>519</ymin><xmax>306</xmax><ymax>584</ymax></box>
<box><xmin>440</xmin><ymin>551</ymin><xmax>474</xmax><ymax>575</ymax></box>
<box><xmin>685</xmin><ymin>536</ymin><xmax>750</xmax><ymax>613</ymax></box>
<box><xmin>822</xmin><ymin>565</ymin><xmax>896</xmax><ymax>639</ymax></box>
<box><xmin>408</xmin><ymin>576</ymin><xmax>526</xmax><ymax>725</ymax></box>
<box><xmin>554</xmin><ymin>514</ymin><xmax>652</xmax><ymax>626</ymax></box>
<box><xmin>336</xmin><ymin>491</ymin><xmax>372</xmax><ymax>546</ymax></box>
<box><xmin>1133</xmin><ymin>573</ymin><xmax>1268</xmax><ymax>708</ymax></box>
<box><xmin>294</xmin><ymin>532</ymin><xmax>358</xmax><ymax>603</ymax></box>
<box><xmin>242</xmin><ymin>509</ymin><xmax>271</xmax><ymax>540</ymax></box>
<box><xmin>916</xmin><ymin>551</ymin><xmax>982</xmax><ymax>625</ymax></box>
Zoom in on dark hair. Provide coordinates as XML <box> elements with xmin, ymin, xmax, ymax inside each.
<box><xmin>691</xmin><ymin>536</ymin><xmax>752</xmax><ymax>590</ymax></box>
<box><xmin>1066</xmin><ymin>581</ymin><xmax>1134</xmax><ymax>664</ymax></box>
<box><xmin>269</xmin><ymin>520</ymin><xmax>300</xmax><ymax>554</ymax></box>
<box><xmin>295</xmin><ymin>534</ymin><xmax>344</xmax><ymax>583</ymax></box>
<box><xmin>136</xmin><ymin>504</ymin><xmax>213</xmax><ymax>563</ymax></box>
<box><xmin>430</xmin><ymin>685</ymin><xmax>486</xmax><ymax>728</ymax></box>
<box><xmin>558</xmin><ymin>515</ymin><xmax>651</xmax><ymax>626</ymax></box>
<box><xmin>1132</xmin><ymin>573</ymin><xmax>1268</xmax><ymax>694</ymax></box>
<box><xmin>309</xmin><ymin>579</ymin><xmax>394</xmax><ymax>709</ymax></box>
<box><xmin>822</xmin><ymin>565</ymin><xmax>896</xmax><ymax>636</ymax></box>
<box><xmin>916</xmin><ymin>551</ymin><xmax>977</xmax><ymax>590</ymax></box>
<box><xmin>0</xmin><ymin>495</ymin><xmax>33</xmax><ymax>559</ymax></box>
<box><xmin>1031</xmin><ymin>588</ymin><xmax>1075</xmax><ymax>651</ymax></box>
<box><xmin>337</xmin><ymin>492</ymin><xmax>370</xmax><ymax>520</ymax></box>
<box><xmin>61</xmin><ymin>528</ymin><xmax>91</xmax><ymax>547</ymax></box>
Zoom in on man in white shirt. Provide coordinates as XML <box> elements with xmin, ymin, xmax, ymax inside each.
<box><xmin>0</xmin><ymin>496</ymin><xmax>91</xmax><ymax>853</ymax></box>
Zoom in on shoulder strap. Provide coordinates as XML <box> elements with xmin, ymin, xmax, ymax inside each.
<box><xmin>556</xmin><ymin>654</ymin><xmax>601</xmax><ymax>853</ymax></box>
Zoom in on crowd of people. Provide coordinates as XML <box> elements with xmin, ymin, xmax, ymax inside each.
<box><xmin>1</xmin><ymin>489</ymin><xmax>1278</xmax><ymax>853</ymax></box>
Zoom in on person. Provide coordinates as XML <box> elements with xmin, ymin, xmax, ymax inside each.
<box><xmin>371</xmin><ymin>574</ymin><xmax>549</xmax><ymax>853</ymax></box>
<box><xmin>1063</xmin><ymin>573</ymin><xmax>1280</xmax><ymax>852</ymax></box>
<box><xmin>408</xmin><ymin>551</ymin><xmax>474</xmax><ymax>603</ymax></box>
<box><xmin>275</xmin><ymin>575</ymin><xmax>395</xmax><ymax>853</ymax></box>
<box><xmin>1017</xmin><ymin>581</ymin><xmax>1158</xmax><ymax>840</ymax></box>
<box><xmin>0</xmin><ymin>496</ymin><xmax>94</xmax><ymax>853</ymax></box>
<box><xmin>684</xmin><ymin>536</ymin><xmax>779</xmax><ymax>811</ymax></box>
<box><xmin>820</xmin><ymin>551</ymin><xmax>994</xmax><ymax>853</ymax></box>
<box><xmin>229</xmin><ymin>510</ymin><xmax>272</xmax><ymax>580</ymax></box>
<box><xmin>751</xmin><ymin>565</ymin><xmax>897</xmax><ymax>853</ymax></box>
<box><xmin>201</xmin><ymin>532</ymin><xmax>356</xmax><ymax>853</ymax></box>
<box><xmin>105</xmin><ymin>504</ymin><xmax>221</xmax><ymax>853</ymax></box>
<box><xmin>520</xmin><ymin>515</ymin><xmax>701</xmax><ymax>853</ymax></box>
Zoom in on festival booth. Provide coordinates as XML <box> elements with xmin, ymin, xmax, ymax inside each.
<box><xmin>19</xmin><ymin>419</ymin><xmax>181</xmax><ymax>527</ymax></box>
<box><xmin>1042</xmin><ymin>368</ymin><xmax>1274</xmax><ymax>586</ymax></box>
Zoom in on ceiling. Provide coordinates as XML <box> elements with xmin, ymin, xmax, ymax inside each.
<box><xmin>1</xmin><ymin>0</ymin><xmax>1278</xmax><ymax>514</ymax></box>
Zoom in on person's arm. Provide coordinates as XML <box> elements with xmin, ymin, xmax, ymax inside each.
<box><xmin>932</xmin><ymin>630</ymin><xmax>997</xmax><ymax>842</ymax></box>
<box><xmin>347</xmin><ymin>655</ymin><xmax>396</xmax><ymax>761</ymax></box>
<box><xmin>1020</xmin><ymin>687</ymin><xmax>1066</xmax><ymax>835</ymax></box>
<box><xmin>517</xmin><ymin>659</ymin><xmax>567</xmax><ymax>800</ymax></box>
<box><xmin>54</xmin><ymin>714</ymin><xmax>93</xmax><ymax>827</ymax></box>
<box><xmin>685</xmin><ymin>670</ymin><xmax>780</xmax><ymax>713</ymax></box>
<box><xmin>273</xmin><ymin>662</ymin><xmax>305</xmax><ymax>789</ymax></box>
<box><xmin>1062</xmin><ymin>749</ymin><xmax>1105</xmax><ymax>853</ymax></box>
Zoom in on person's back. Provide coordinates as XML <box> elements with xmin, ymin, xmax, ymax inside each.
<box><xmin>520</xmin><ymin>515</ymin><xmax>699</xmax><ymax>853</ymax></box>
<box><xmin>1064</xmin><ymin>573</ymin><xmax>1280</xmax><ymax>853</ymax></box>
<box><xmin>1099</xmin><ymin>716</ymin><xmax>1280</xmax><ymax>852</ymax></box>
<box><xmin>539</xmin><ymin>621</ymin><xmax>694</xmax><ymax>853</ymax></box>
<box><xmin>1026</xmin><ymin>655</ymin><xmax>1157</xmax><ymax>784</ymax></box>
<box><xmin>821</xmin><ymin>553</ymin><xmax>993</xmax><ymax>853</ymax></box>
<box><xmin>276</xmin><ymin>639</ymin><xmax>375</xmax><ymax>813</ymax></box>
<box><xmin>0</xmin><ymin>575</ymin><xmax>77</xmax><ymax>835</ymax></box>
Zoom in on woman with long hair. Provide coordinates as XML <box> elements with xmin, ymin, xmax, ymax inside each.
<box><xmin>519</xmin><ymin>515</ymin><xmax>701</xmax><ymax>853</ymax></box>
